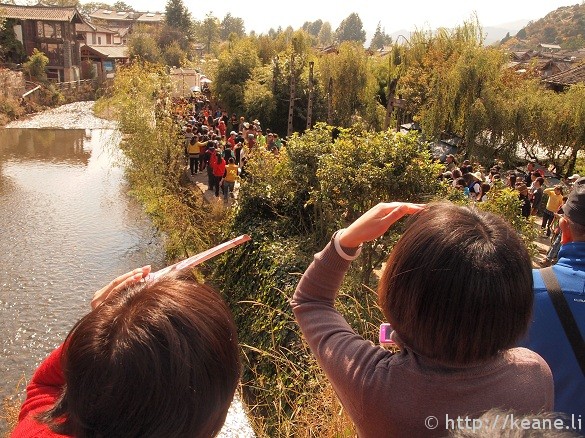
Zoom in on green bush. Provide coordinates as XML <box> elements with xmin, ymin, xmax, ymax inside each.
<box><xmin>214</xmin><ymin>124</ymin><xmax>443</xmax><ymax>435</ymax></box>
<box><xmin>22</xmin><ymin>48</ymin><xmax>48</xmax><ymax>82</ymax></box>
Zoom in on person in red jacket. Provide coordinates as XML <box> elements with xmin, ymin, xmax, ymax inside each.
<box><xmin>11</xmin><ymin>267</ymin><xmax>240</xmax><ymax>438</ymax></box>
<box><xmin>211</xmin><ymin>150</ymin><xmax>226</xmax><ymax>198</ymax></box>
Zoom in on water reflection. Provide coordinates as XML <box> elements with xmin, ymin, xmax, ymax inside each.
<box><xmin>0</xmin><ymin>128</ymin><xmax>164</xmax><ymax>410</ymax></box>
<box><xmin>0</xmin><ymin>129</ymin><xmax>91</xmax><ymax>165</ymax></box>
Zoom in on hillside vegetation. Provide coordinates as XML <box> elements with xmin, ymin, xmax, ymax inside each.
<box><xmin>503</xmin><ymin>3</ymin><xmax>585</xmax><ymax>50</ymax></box>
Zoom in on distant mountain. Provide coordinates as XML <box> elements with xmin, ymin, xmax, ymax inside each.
<box><xmin>388</xmin><ymin>20</ymin><xmax>529</xmax><ymax>47</ymax></box>
<box><xmin>483</xmin><ymin>20</ymin><xmax>529</xmax><ymax>45</ymax></box>
<box><xmin>503</xmin><ymin>4</ymin><xmax>585</xmax><ymax>50</ymax></box>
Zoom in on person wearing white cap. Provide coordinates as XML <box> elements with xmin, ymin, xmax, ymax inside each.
<box><xmin>568</xmin><ymin>174</ymin><xmax>581</xmax><ymax>189</ymax></box>
<box><xmin>521</xmin><ymin>176</ymin><xmax>585</xmax><ymax>428</ymax></box>
<box><xmin>227</xmin><ymin>131</ymin><xmax>237</xmax><ymax>148</ymax></box>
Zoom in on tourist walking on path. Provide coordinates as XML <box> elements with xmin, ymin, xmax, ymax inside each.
<box><xmin>212</xmin><ymin>151</ymin><xmax>226</xmax><ymax>198</ymax></box>
<box><xmin>541</xmin><ymin>185</ymin><xmax>564</xmax><ymax>236</ymax></box>
<box><xmin>222</xmin><ymin>158</ymin><xmax>239</xmax><ymax>201</ymax></box>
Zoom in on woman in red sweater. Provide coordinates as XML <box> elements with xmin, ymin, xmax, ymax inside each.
<box><xmin>12</xmin><ymin>267</ymin><xmax>240</xmax><ymax>438</ymax></box>
<box><xmin>211</xmin><ymin>151</ymin><xmax>226</xmax><ymax>198</ymax></box>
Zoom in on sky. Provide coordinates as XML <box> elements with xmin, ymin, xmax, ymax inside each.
<box><xmin>124</xmin><ymin>0</ymin><xmax>580</xmax><ymax>41</ymax></box>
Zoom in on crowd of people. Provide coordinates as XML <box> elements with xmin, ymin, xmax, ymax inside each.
<box><xmin>175</xmin><ymin>95</ymin><xmax>282</xmax><ymax>202</ymax></box>
<box><xmin>10</xmin><ymin>94</ymin><xmax>585</xmax><ymax>437</ymax></box>
<box><xmin>441</xmin><ymin>154</ymin><xmax>583</xmax><ymax>266</ymax></box>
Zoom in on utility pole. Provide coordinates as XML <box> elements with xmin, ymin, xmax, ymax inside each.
<box><xmin>327</xmin><ymin>77</ymin><xmax>333</xmax><ymax>125</ymax></box>
<box><xmin>306</xmin><ymin>61</ymin><xmax>314</xmax><ymax>130</ymax></box>
<box><xmin>287</xmin><ymin>53</ymin><xmax>295</xmax><ymax>137</ymax></box>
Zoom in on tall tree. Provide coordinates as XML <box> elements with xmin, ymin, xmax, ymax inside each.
<box><xmin>335</xmin><ymin>12</ymin><xmax>366</xmax><ymax>44</ymax></box>
<box><xmin>212</xmin><ymin>38</ymin><xmax>260</xmax><ymax>115</ymax></box>
<box><xmin>302</xmin><ymin>19</ymin><xmax>323</xmax><ymax>37</ymax></box>
<box><xmin>195</xmin><ymin>12</ymin><xmax>220</xmax><ymax>54</ymax></box>
<box><xmin>317</xmin><ymin>22</ymin><xmax>333</xmax><ymax>46</ymax></box>
<box><xmin>165</xmin><ymin>0</ymin><xmax>192</xmax><ymax>34</ymax></box>
<box><xmin>220</xmin><ymin>13</ymin><xmax>245</xmax><ymax>40</ymax></box>
<box><xmin>317</xmin><ymin>41</ymin><xmax>378</xmax><ymax>127</ymax></box>
<box><xmin>369</xmin><ymin>22</ymin><xmax>392</xmax><ymax>50</ymax></box>
<box><xmin>112</xmin><ymin>1</ymin><xmax>133</xmax><ymax>11</ymax></box>
<box><xmin>0</xmin><ymin>18</ymin><xmax>26</xmax><ymax>63</ymax></box>
<box><xmin>78</xmin><ymin>2</ymin><xmax>110</xmax><ymax>17</ymax></box>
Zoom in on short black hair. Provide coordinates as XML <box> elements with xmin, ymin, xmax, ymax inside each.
<box><xmin>379</xmin><ymin>203</ymin><xmax>533</xmax><ymax>364</ymax></box>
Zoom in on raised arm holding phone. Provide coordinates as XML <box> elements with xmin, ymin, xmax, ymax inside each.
<box><xmin>292</xmin><ymin>202</ymin><xmax>553</xmax><ymax>437</ymax></box>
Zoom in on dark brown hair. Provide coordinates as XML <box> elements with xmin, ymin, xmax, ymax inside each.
<box><xmin>378</xmin><ymin>203</ymin><xmax>533</xmax><ymax>364</ymax></box>
<box><xmin>41</xmin><ymin>272</ymin><xmax>240</xmax><ymax>437</ymax></box>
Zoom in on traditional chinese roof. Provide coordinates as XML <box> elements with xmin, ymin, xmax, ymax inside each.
<box><xmin>544</xmin><ymin>63</ymin><xmax>585</xmax><ymax>87</ymax></box>
<box><xmin>89</xmin><ymin>9</ymin><xmax>163</xmax><ymax>23</ymax></box>
<box><xmin>89</xmin><ymin>9</ymin><xmax>136</xmax><ymax>21</ymax></box>
<box><xmin>76</xmin><ymin>22</ymin><xmax>118</xmax><ymax>34</ymax></box>
<box><xmin>81</xmin><ymin>44</ymin><xmax>128</xmax><ymax>59</ymax></box>
<box><xmin>136</xmin><ymin>12</ymin><xmax>163</xmax><ymax>23</ymax></box>
<box><xmin>0</xmin><ymin>3</ymin><xmax>84</xmax><ymax>23</ymax></box>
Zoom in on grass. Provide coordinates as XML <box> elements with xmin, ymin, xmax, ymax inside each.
<box><xmin>0</xmin><ymin>376</ymin><xmax>26</xmax><ymax>437</ymax></box>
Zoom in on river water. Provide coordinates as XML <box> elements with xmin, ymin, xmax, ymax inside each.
<box><xmin>0</xmin><ymin>102</ymin><xmax>254</xmax><ymax>436</ymax></box>
<box><xmin>0</xmin><ymin>104</ymin><xmax>165</xmax><ymax>400</ymax></box>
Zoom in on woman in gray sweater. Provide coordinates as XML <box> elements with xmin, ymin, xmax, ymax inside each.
<box><xmin>292</xmin><ymin>202</ymin><xmax>553</xmax><ymax>437</ymax></box>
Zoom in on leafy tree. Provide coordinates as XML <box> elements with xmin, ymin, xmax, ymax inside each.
<box><xmin>244</xmin><ymin>65</ymin><xmax>277</xmax><ymax>127</ymax></box>
<box><xmin>158</xmin><ymin>25</ymin><xmax>189</xmax><ymax>52</ymax></box>
<box><xmin>164</xmin><ymin>0</ymin><xmax>192</xmax><ymax>34</ymax></box>
<box><xmin>369</xmin><ymin>21</ymin><xmax>392</xmax><ymax>50</ymax></box>
<box><xmin>162</xmin><ymin>40</ymin><xmax>185</xmax><ymax>67</ymax></box>
<box><xmin>220</xmin><ymin>13</ymin><xmax>245</xmax><ymax>40</ymax></box>
<box><xmin>0</xmin><ymin>18</ymin><xmax>26</xmax><ymax>64</ymax></box>
<box><xmin>78</xmin><ymin>2</ymin><xmax>110</xmax><ymax>16</ymax></box>
<box><xmin>212</xmin><ymin>38</ymin><xmax>260</xmax><ymax>115</ymax></box>
<box><xmin>543</xmin><ymin>26</ymin><xmax>558</xmax><ymax>42</ymax></box>
<box><xmin>317</xmin><ymin>21</ymin><xmax>333</xmax><ymax>46</ymax></box>
<box><xmin>335</xmin><ymin>12</ymin><xmax>366</xmax><ymax>44</ymax></box>
<box><xmin>195</xmin><ymin>12</ymin><xmax>220</xmax><ymax>54</ymax></box>
<box><xmin>302</xmin><ymin>19</ymin><xmax>323</xmax><ymax>38</ymax></box>
<box><xmin>22</xmin><ymin>48</ymin><xmax>49</xmax><ymax>81</ymax></box>
<box><xmin>516</xmin><ymin>28</ymin><xmax>527</xmax><ymax>39</ymax></box>
<box><xmin>128</xmin><ymin>32</ymin><xmax>162</xmax><ymax>64</ymax></box>
<box><xmin>112</xmin><ymin>1</ymin><xmax>133</xmax><ymax>10</ymax></box>
<box><xmin>317</xmin><ymin>41</ymin><xmax>380</xmax><ymax>128</ymax></box>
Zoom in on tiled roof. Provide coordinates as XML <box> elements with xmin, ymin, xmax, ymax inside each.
<box><xmin>76</xmin><ymin>22</ymin><xmax>118</xmax><ymax>34</ymax></box>
<box><xmin>136</xmin><ymin>12</ymin><xmax>163</xmax><ymax>22</ymax></box>
<box><xmin>82</xmin><ymin>44</ymin><xmax>128</xmax><ymax>59</ymax></box>
<box><xmin>0</xmin><ymin>3</ymin><xmax>84</xmax><ymax>22</ymax></box>
<box><xmin>90</xmin><ymin>9</ymin><xmax>135</xmax><ymax>21</ymax></box>
<box><xmin>89</xmin><ymin>9</ymin><xmax>163</xmax><ymax>22</ymax></box>
<box><xmin>544</xmin><ymin>63</ymin><xmax>585</xmax><ymax>86</ymax></box>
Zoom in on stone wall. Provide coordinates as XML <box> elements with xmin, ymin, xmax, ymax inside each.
<box><xmin>0</xmin><ymin>69</ymin><xmax>25</xmax><ymax>99</ymax></box>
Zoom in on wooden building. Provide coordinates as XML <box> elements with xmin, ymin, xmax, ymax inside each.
<box><xmin>0</xmin><ymin>3</ymin><xmax>85</xmax><ymax>82</ymax></box>
<box><xmin>80</xmin><ymin>44</ymin><xmax>128</xmax><ymax>80</ymax></box>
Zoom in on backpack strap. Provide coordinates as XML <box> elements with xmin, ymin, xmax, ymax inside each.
<box><xmin>540</xmin><ymin>267</ymin><xmax>585</xmax><ymax>376</ymax></box>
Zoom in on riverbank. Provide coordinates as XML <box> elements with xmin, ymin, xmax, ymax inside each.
<box><xmin>0</xmin><ymin>102</ymin><xmax>254</xmax><ymax>437</ymax></box>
